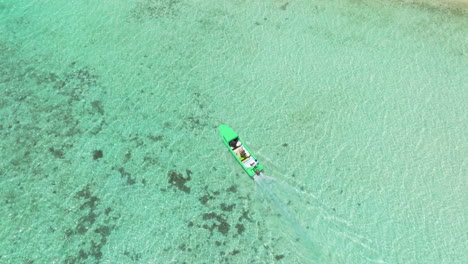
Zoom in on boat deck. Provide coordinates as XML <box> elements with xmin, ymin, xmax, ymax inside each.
<box><xmin>242</xmin><ymin>156</ymin><xmax>257</xmax><ymax>168</ymax></box>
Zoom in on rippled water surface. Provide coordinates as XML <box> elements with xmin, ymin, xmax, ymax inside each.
<box><xmin>1</xmin><ymin>0</ymin><xmax>467</xmax><ymax>263</ymax></box>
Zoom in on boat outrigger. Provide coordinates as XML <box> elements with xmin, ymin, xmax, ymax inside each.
<box><xmin>218</xmin><ymin>124</ymin><xmax>264</xmax><ymax>178</ymax></box>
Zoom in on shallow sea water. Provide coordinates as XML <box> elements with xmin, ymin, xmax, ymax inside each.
<box><xmin>1</xmin><ymin>0</ymin><xmax>467</xmax><ymax>263</ymax></box>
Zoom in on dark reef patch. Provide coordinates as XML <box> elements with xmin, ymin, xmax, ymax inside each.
<box><xmin>112</xmin><ymin>166</ymin><xmax>137</xmax><ymax>185</ymax></box>
<box><xmin>123</xmin><ymin>250</ymin><xmax>142</xmax><ymax>262</ymax></box>
<box><xmin>177</xmin><ymin>92</ymin><xmax>212</xmax><ymax>132</ymax></box>
<box><xmin>407</xmin><ymin>1</ymin><xmax>467</xmax><ymax>17</ymax></box>
<box><xmin>280</xmin><ymin>2</ymin><xmax>289</xmax><ymax>10</ymax></box>
<box><xmin>199</xmin><ymin>193</ymin><xmax>214</xmax><ymax>205</ymax></box>
<box><xmin>1</xmin><ymin>26</ymin><xmax>119</xmax><ymax>263</ymax></box>
<box><xmin>201</xmin><ymin>212</ymin><xmax>230</xmax><ymax>236</ymax></box>
<box><xmin>76</xmin><ymin>184</ymin><xmax>93</xmax><ymax>199</ymax></box>
<box><xmin>226</xmin><ymin>185</ymin><xmax>237</xmax><ymax>193</ymax></box>
<box><xmin>64</xmin><ymin>184</ymin><xmax>119</xmax><ymax>264</ymax></box>
<box><xmin>220</xmin><ymin>203</ymin><xmax>235</xmax><ymax>212</ymax></box>
<box><xmin>131</xmin><ymin>0</ymin><xmax>181</xmax><ymax>21</ymax></box>
<box><xmin>199</xmin><ymin>186</ymin><xmax>216</xmax><ymax>205</ymax></box>
<box><xmin>53</xmin><ymin>65</ymin><xmax>100</xmax><ymax>103</ymax></box>
<box><xmin>147</xmin><ymin>134</ymin><xmax>163</xmax><ymax>142</ymax></box>
<box><xmin>2</xmin><ymin>57</ymin><xmax>107</xmax><ymax>178</ymax></box>
<box><xmin>238</xmin><ymin>209</ymin><xmax>253</xmax><ymax>222</ymax></box>
<box><xmin>168</xmin><ymin>170</ymin><xmax>191</xmax><ymax>193</ymax></box>
<box><xmin>90</xmin><ymin>100</ymin><xmax>104</xmax><ymax>115</ymax></box>
<box><xmin>186</xmin><ymin>116</ymin><xmax>206</xmax><ymax>129</ymax></box>
<box><xmin>178</xmin><ymin>243</ymin><xmax>187</xmax><ymax>251</ymax></box>
<box><xmin>143</xmin><ymin>156</ymin><xmax>159</xmax><ymax>167</ymax></box>
<box><xmin>235</xmin><ymin>223</ymin><xmax>245</xmax><ymax>235</ymax></box>
<box><xmin>163</xmin><ymin>121</ymin><xmax>172</xmax><ymax>128</ymax></box>
<box><xmin>104</xmin><ymin>207</ymin><xmax>112</xmax><ymax>215</ymax></box>
<box><xmin>217</xmin><ymin>221</ymin><xmax>230</xmax><ymax>235</ymax></box>
<box><xmin>202</xmin><ymin>223</ymin><xmax>217</xmax><ymax>235</ymax></box>
<box><xmin>275</xmin><ymin>254</ymin><xmax>285</xmax><ymax>260</ymax></box>
<box><xmin>75</xmin><ymin>184</ymin><xmax>100</xmax><ymax>234</ymax></box>
<box><xmin>128</xmin><ymin>134</ymin><xmax>145</xmax><ymax>147</ymax></box>
<box><xmin>49</xmin><ymin>147</ymin><xmax>65</xmax><ymax>159</ymax></box>
<box><xmin>92</xmin><ymin>150</ymin><xmax>103</xmax><ymax>160</ymax></box>
<box><xmin>89</xmin><ymin>119</ymin><xmax>105</xmax><ymax>135</ymax></box>
<box><xmin>202</xmin><ymin>212</ymin><xmax>218</xmax><ymax>220</ymax></box>
<box><xmin>124</xmin><ymin>151</ymin><xmax>132</xmax><ymax>162</ymax></box>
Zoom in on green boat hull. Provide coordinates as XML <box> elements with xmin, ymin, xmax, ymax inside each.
<box><xmin>218</xmin><ymin>124</ymin><xmax>264</xmax><ymax>178</ymax></box>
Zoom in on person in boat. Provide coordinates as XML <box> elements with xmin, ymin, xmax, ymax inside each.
<box><xmin>229</xmin><ymin>138</ymin><xmax>240</xmax><ymax>149</ymax></box>
<box><xmin>235</xmin><ymin>147</ymin><xmax>250</xmax><ymax>161</ymax></box>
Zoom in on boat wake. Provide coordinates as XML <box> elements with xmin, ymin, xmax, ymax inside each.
<box><xmin>254</xmin><ymin>172</ymin><xmax>385</xmax><ymax>263</ymax></box>
<box><xmin>253</xmin><ymin>173</ymin><xmax>324</xmax><ymax>262</ymax></box>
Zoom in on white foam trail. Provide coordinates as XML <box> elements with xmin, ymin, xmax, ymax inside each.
<box><xmin>254</xmin><ymin>173</ymin><xmax>323</xmax><ymax>262</ymax></box>
<box><xmin>253</xmin><ymin>173</ymin><xmax>384</xmax><ymax>263</ymax></box>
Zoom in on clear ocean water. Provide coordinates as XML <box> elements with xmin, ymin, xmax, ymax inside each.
<box><xmin>1</xmin><ymin>0</ymin><xmax>467</xmax><ymax>263</ymax></box>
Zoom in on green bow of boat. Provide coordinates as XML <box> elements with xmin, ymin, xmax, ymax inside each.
<box><xmin>218</xmin><ymin>124</ymin><xmax>264</xmax><ymax>178</ymax></box>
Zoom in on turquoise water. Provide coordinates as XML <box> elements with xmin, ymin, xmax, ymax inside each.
<box><xmin>1</xmin><ymin>0</ymin><xmax>467</xmax><ymax>263</ymax></box>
